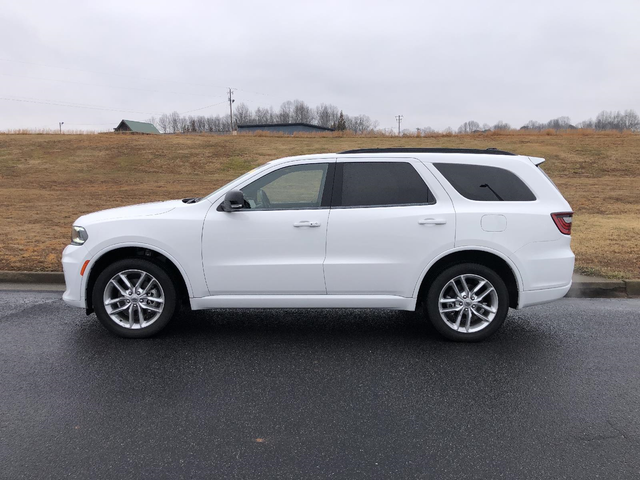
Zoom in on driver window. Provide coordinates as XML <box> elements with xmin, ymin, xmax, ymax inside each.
<box><xmin>241</xmin><ymin>164</ymin><xmax>328</xmax><ymax>210</ymax></box>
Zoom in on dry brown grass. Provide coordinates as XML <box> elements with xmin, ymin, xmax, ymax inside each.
<box><xmin>0</xmin><ymin>131</ymin><xmax>639</xmax><ymax>278</ymax></box>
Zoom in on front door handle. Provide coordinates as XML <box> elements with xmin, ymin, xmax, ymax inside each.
<box><xmin>419</xmin><ymin>218</ymin><xmax>447</xmax><ymax>225</ymax></box>
<box><xmin>293</xmin><ymin>221</ymin><xmax>321</xmax><ymax>227</ymax></box>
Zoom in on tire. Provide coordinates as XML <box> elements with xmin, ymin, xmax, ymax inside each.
<box><xmin>92</xmin><ymin>258</ymin><xmax>177</xmax><ymax>338</ymax></box>
<box><xmin>424</xmin><ymin>263</ymin><xmax>509</xmax><ymax>342</ymax></box>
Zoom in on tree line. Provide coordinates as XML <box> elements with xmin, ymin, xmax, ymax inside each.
<box><xmin>454</xmin><ymin>110</ymin><xmax>640</xmax><ymax>134</ymax></box>
<box><xmin>150</xmin><ymin>100</ymin><xmax>378</xmax><ymax>134</ymax></box>
<box><xmin>149</xmin><ymin>105</ymin><xmax>640</xmax><ymax>135</ymax></box>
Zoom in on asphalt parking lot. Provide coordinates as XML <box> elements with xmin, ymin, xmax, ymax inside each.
<box><xmin>1</xmin><ymin>291</ymin><xmax>639</xmax><ymax>479</ymax></box>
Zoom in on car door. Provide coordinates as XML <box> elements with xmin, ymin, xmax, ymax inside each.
<box><xmin>202</xmin><ymin>161</ymin><xmax>334</xmax><ymax>295</ymax></box>
<box><xmin>323</xmin><ymin>158</ymin><xmax>455</xmax><ymax>297</ymax></box>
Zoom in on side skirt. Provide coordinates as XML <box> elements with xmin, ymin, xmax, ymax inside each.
<box><xmin>190</xmin><ymin>295</ymin><xmax>417</xmax><ymax>311</ymax></box>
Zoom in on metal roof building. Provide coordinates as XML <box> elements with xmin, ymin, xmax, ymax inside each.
<box><xmin>238</xmin><ymin>123</ymin><xmax>334</xmax><ymax>135</ymax></box>
<box><xmin>114</xmin><ymin>120</ymin><xmax>160</xmax><ymax>134</ymax></box>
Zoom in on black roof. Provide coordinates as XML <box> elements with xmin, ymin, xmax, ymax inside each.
<box><xmin>237</xmin><ymin>122</ymin><xmax>334</xmax><ymax>131</ymax></box>
<box><xmin>338</xmin><ymin>147</ymin><xmax>516</xmax><ymax>156</ymax></box>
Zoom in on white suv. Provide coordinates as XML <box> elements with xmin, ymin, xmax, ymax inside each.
<box><xmin>62</xmin><ymin>148</ymin><xmax>574</xmax><ymax>341</ymax></box>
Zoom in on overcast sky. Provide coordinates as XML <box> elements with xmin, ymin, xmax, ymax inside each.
<box><xmin>1</xmin><ymin>0</ymin><xmax>639</xmax><ymax>131</ymax></box>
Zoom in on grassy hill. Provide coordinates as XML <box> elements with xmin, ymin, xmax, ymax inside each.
<box><xmin>0</xmin><ymin>131</ymin><xmax>638</xmax><ymax>279</ymax></box>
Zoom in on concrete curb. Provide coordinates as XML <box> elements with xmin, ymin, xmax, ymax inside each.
<box><xmin>0</xmin><ymin>271</ymin><xmax>638</xmax><ymax>298</ymax></box>
<box><xmin>0</xmin><ymin>271</ymin><xmax>65</xmax><ymax>284</ymax></box>
<box><xmin>625</xmin><ymin>280</ymin><xmax>640</xmax><ymax>297</ymax></box>
<box><xmin>566</xmin><ymin>279</ymin><xmax>628</xmax><ymax>299</ymax></box>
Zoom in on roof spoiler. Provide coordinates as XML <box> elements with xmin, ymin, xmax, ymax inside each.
<box><xmin>528</xmin><ymin>156</ymin><xmax>545</xmax><ymax>166</ymax></box>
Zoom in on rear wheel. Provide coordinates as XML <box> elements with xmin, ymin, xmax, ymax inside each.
<box><xmin>92</xmin><ymin>258</ymin><xmax>177</xmax><ymax>338</ymax></box>
<box><xmin>425</xmin><ymin>263</ymin><xmax>509</xmax><ymax>342</ymax></box>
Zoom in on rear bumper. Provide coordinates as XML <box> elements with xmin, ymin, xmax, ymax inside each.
<box><xmin>518</xmin><ymin>281</ymin><xmax>572</xmax><ymax>309</ymax></box>
<box><xmin>62</xmin><ymin>244</ymin><xmax>88</xmax><ymax>308</ymax></box>
<box><xmin>515</xmin><ymin>237</ymin><xmax>575</xmax><ymax>291</ymax></box>
<box><xmin>514</xmin><ymin>236</ymin><xmax>574</xmax><ymax>308</ymax></box>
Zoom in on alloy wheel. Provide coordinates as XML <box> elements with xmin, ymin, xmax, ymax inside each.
<box><xmin>102</xmin><ymin>269</ymin><xmax>165</xmax><ymax>329</ymax></box>
<box><xmin>438</xmin><ymin>274</ymin><xmax>499</xmax><ymax>333</ymax></box>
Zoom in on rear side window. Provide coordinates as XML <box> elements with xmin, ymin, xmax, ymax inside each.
<box><xmin>434</xmin><ymin>163</ymin><xmax>536</xmax><ymax>201</ymax></box>
<box><xmin>337</xmin><ymin>162</ymin><xmax>433</xmax><ymax>207</ymax></box>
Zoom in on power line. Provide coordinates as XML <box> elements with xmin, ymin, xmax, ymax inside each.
<box><xmin>0</xmin><ymin>96</ymin><xmax>163</xmax><ymax>115</ymax></box>
<box><xmin>1</xmin><ymin>94</ymin><xmax>234</xmax><ymax>118</ymax></box>
<box><xmin>0</xmin><ymin>72</ymin><xmax>224</xmax><ymax>100</ymax></box>
<box><xmin>0</xmin><ymin>58</ymin><xmax>230</xmax><ymax>92</ymax></box>
<box><xmin>179</xmin><ymin>100</ymin><xmax>228</xmax><ymax>115</ymax></box>
<box><xmin>64</xmin><ymin>123</ymin><xmax>118</xmax><ymax>126</ymax></box>
<box><xmin>4</xmin><ymin>94</ymin><xmax>139</xmax><ymax>110</ymax></box>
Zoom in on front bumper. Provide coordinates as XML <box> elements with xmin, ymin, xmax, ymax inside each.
<box><xmin>61</xmin><ymin>244</ymin><xmax>89</xmax><ymax>308</ymax></box>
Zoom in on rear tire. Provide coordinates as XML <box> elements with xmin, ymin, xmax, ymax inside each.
<box><xmin>92</xmin><ymin>258</ymin><xmax>177</xmax><ymax>338</ymax></box>
<box><xmin>424</xmin><ymin>263</ymin><xmax>509</xmax><ymax>342</ymax></box>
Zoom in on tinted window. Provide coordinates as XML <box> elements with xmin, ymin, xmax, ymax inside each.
<box><xmin>241</xmin><ymin>163</ymin><xmax>328</xmax><ymax>210</ymax></box>
<box><xmin>338</xmin><ymin>162</ymin><xmax>432</xmax><ymax>207</ymax></box>
<box><xmin>434</xmin><ymin>163</ymin><xmax>536</xmax><ymax>201</ymax></box>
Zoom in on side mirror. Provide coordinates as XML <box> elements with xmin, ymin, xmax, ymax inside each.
<box><xmin>222</xmin><ymin>190</ymin><xmax>245</xmax><ymax>212</ymax></box>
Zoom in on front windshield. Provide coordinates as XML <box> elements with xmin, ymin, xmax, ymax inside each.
<box><xmin>204</xmin><ymin>162</ymin><xmax>273</xmax><ymax>201</ymax></box>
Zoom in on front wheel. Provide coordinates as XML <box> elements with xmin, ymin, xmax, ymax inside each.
<box><xmin>92</xmin><ymin>258</ymin><xmax>177</xmax><ymax>338</ymax></box>
<box><xmin>425</xmin><ymin>263</ymin><xmax>509</xmax><ymax>342</ymax></box>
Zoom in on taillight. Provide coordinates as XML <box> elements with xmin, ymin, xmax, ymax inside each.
<box><xmin>551</xmin><ymin>212</ymin><xmax>573</xmax><ymax>235</ymax></box>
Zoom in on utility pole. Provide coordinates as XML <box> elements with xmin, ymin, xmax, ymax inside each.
<box><xmin>395</xmin><ymin>115</ymin><xmax>403</xmax><ymax>135</ymax></box>
<box><xmin>228</xmin><ymin>88</ymin><xmax>235</xmax><ymax>133</ymax></box>
<box><xmin>59</xmin><ymin>121</ymin><xmax>64</xmax><ymax>134</ymax></box>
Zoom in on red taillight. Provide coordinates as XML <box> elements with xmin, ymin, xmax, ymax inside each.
<box><xmin>551</xmin><ymin>212</ymin><xmax>573</xmax><ymax>235</ymax></box>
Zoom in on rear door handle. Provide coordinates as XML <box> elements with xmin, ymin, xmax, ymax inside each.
<box><xmin>293</xmin><ymin>221</ymin><xmax>321</xmax><ymax>227</ymax></box>
<box><xmin>419</xmin><ymin>218</ymin><xmax>447</xmax><ymax>225</ymax></box>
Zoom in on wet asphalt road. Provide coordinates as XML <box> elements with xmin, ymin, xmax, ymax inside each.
<box><xmin>1</xmin><ymin>292</ymin><xmax>639</xmax><ymax>479</ymax></box>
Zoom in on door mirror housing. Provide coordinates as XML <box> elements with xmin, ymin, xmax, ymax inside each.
<box><xmin>222</xmin><ymin>190</ymin><xmax>245</xmax><ymax>212</ymax></box>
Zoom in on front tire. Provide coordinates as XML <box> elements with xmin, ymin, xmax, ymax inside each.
<box><xmin>92</xmin><ymin>258</ymin><xmax>177</xmax><ymax>338</ymax></box>
<box><xmin>425</xmin><ymin>263</ymin><xmax>509</xmax><ymax>342</ymax></box>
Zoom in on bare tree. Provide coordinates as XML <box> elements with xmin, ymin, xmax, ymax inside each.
<box><xmin>277</xmin><ymin>101</ymin><xmax>293</xmax><ymax>123</ymax></box>
<box><xmin>623</xmin><ymin>109</ymin><xmax>640</xmax><ymax>131</ymax></box>
<box><xmin>205</xmin><ymin>116</ymin><xmax>216</xmax><ymax>132</ymax></box>
<box><xmin>345</xmin><ymin>114</ymin><xmax>376</xmax><ymax>134</ymax></box>
<box><xmin>593</xmin><ymin>110</ymin><xmax>639</xmax><ymax>131</ymax></box>
<box><xmin>157</xmin><ymin>114</ymin><xmax>170</xmax><ymax>133</ymax></box>
<box><xmin>316</xmin><ymin>103</ymin><xmax>340</xmax><ymax>128</ymax></box>
<box><xmin>547</xmin><ymin>116</ymin><xmax>572</xmax><ymax>131</ymax></box>
<box><xmin>169</xmin><ymin>111</ymin><xmax>181</xmax><ymax>133</ymax></box>
<box><xmin>492</xmin><ymin>121</ymin><xmax>511</xmax><ymax>131</ymax></box>
<box><xmin>234</xmin><ymin>103</ymin><xmax>253</xmax><ymax>126</ymax></box>
<box><xmin>195</xmin><ymin>116</ymin><xmax>206</xmax><ymax>132</ymax></box>
<box><xmin>521</xmin><ymin>120</ymin><xmax>544</xmax><ymax>131</ymax></box>
<box><xmin>457</xmin><ymin>120</ymin><xmax>480</xmax><ymax>134</ymax></box>
<box><xmin>292</xmin><ymin>100</ymin><xmax>315</xmax><ymax>123</ymax></box>
<box><xmin>254</xmin><ymin>107</ymin><xmax>271</xmax><ymax>124</ymax></box>
<box><xmin>575</xmin><ymin>119</ymin><xmax>594</xmax><ymax>129</ymax></box>
<box><xmin>179</xmin><ymin>115</ymin><xmax>190</xmax><ymax>133</ymax></box>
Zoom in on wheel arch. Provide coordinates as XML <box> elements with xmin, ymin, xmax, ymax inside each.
<box><xmin>415</xmin><ymin>248</ymin><xmax>522</xmax><ymax>309</ymax></box>
<box><xmin>84</xmin><ymin>245</ymin><xmax>191</xmax><ymax>314</ymax></box>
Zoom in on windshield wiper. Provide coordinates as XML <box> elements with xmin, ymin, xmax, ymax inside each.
<box><xmin>480</xmin><ymin>184</ymin><xmax>504</xmax><ymax>201</ymax></box>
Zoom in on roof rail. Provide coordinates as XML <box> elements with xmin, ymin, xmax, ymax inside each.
<box><xmin>337</xmin><ymin>147</ymin><xmax>516</xmax><ymax>156</ymax></box>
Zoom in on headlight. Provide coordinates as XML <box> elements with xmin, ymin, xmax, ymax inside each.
<box><xmin>71</xmin><ymin>226</ymin><xmax>88</xmax><ymax>245</ymax></box>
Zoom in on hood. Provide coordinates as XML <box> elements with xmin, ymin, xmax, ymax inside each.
<box><xmin>75</xmin><ymin>199</ymin><xmax>184</xmax><ymax>225</ymax></box>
